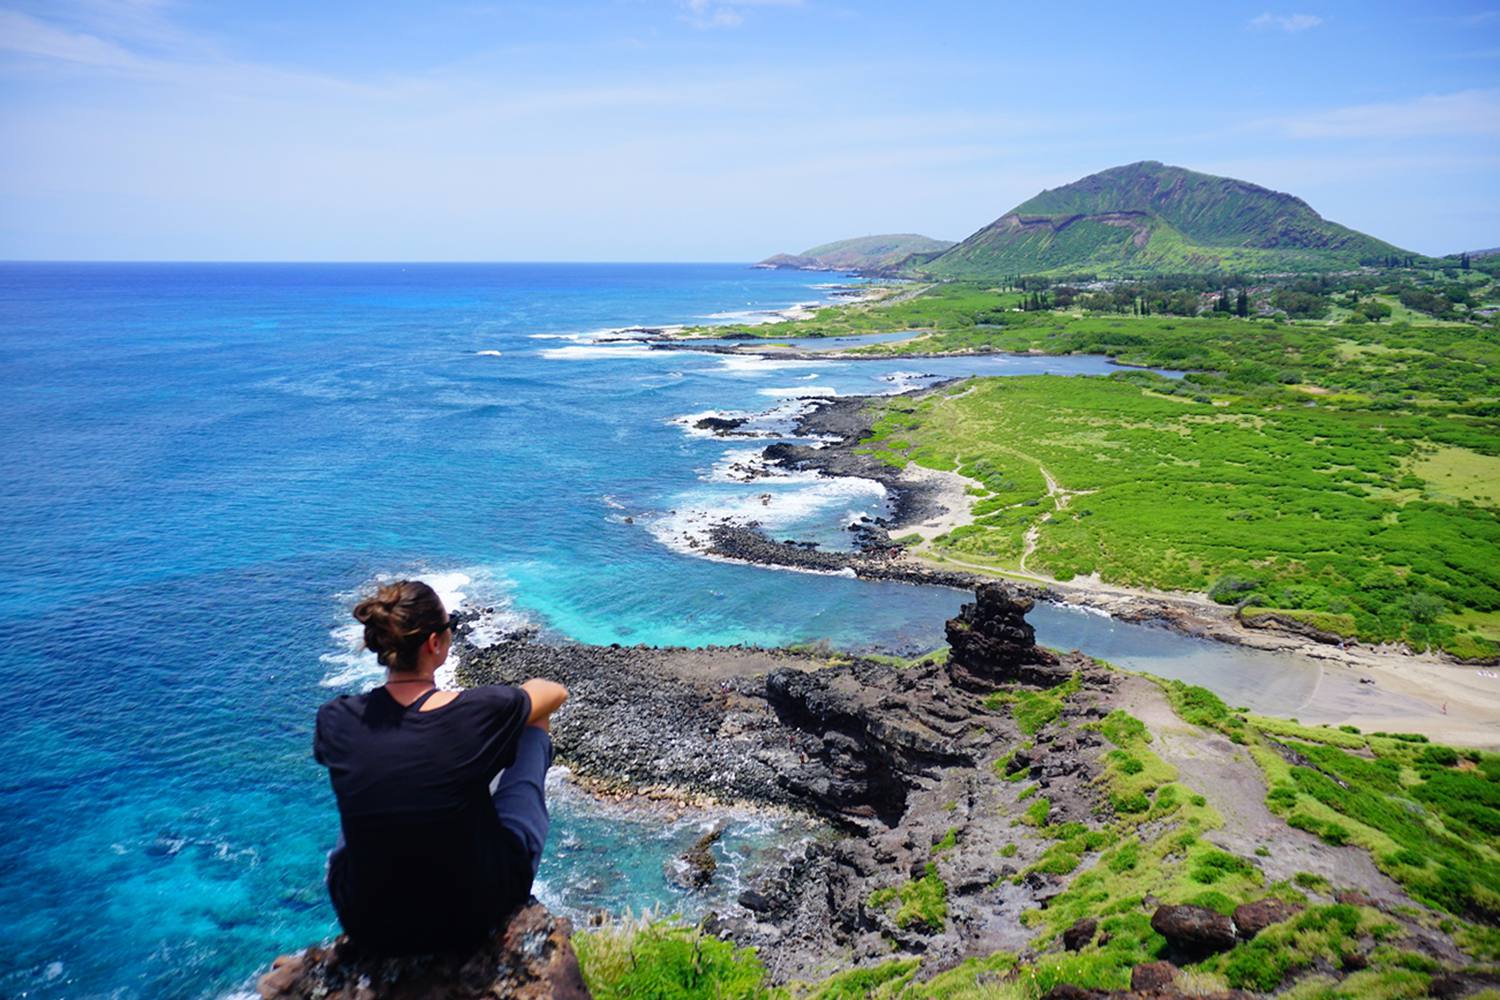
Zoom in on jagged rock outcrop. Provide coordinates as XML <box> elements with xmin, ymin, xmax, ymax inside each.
<box><xmin>256</xmin><ymin>900</ymin><xmax>588</xmax><ymax>999</ymax></box>
<box><xmin>945</xmin><ymin>582</ymin><xmax>1065</xmax><ymax>691</ymax></box>
<box><xmin>763</xmin><ymin>659</ymin><xmax>978</xmax><ymax>828</ymax></box>
<box><xmin>666</xmin><ymin>822</ymin><xmax>725</xmax><ymax>889</ymax></box>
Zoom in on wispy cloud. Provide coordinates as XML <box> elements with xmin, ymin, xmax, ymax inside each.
<box><xmin>1450</xmin><ymin>9</ymin><xmax>1500</xmax><ymax>25</ymax></box>
<box><xmin>0</xmin><ymin>8</ymin><xmax>149</xmax><ymax>71</ymax></box>
<box><xmin>1249</xmin><ymin>12</ymin><xmax>1324</xmax><ymax>32</ymax></box>
<box><xmin>1274</xmin><ymin>88</ymin><xmax>1500</xmax><ymax>138</ymax></box>
<box><xmin>681</xmin><ymin>0</ymin><xmax>802</xmax><ymax>30</ymax></box>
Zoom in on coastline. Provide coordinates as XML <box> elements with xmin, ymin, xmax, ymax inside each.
<box><xmin>450</xmin><ymin>590</ymin><xmax>1142</xmax><ymax>982</ymax></box>
<box><xmin>685</xmin><ymin>386</ymin><xmax>1500</xmax><ymax>748</ymax></box>
<box><xmin>436</xmin><ymin>587</ymin><xmax>1478</xmax><ymax>992</ymax></box>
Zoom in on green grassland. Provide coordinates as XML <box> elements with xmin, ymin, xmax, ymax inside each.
<box><xmin>698</xmin><ymin>275</ymin><xmax>1500</xmax><ymax>658</ymax></box>
<box><xmin>861</xmin><ymin>373</ymin><xmax>1499</xmax><ymax>657</ymax></box>
<box><xmin>1163</xmin><ymin>683</ymin><xmax>1500</xmax><ymax>922</ymax></box>
<box><xmin>571</xmin><ymin>676</ymin><xmax>1500</xmax><ymax>998</ymax></box>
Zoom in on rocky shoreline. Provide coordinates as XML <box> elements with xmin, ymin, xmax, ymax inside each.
<box><xmin>258</xmin><ymin>584</ymin><xmax>1482</xmax><ymax>997</ymax></box>
<box><xmin>448</xmin><ymin>584</ymin><xmax>1102</xmax><ymax>983</ymax></box>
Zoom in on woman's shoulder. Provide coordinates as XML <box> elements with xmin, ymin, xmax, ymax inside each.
<box><xmin>314</xmin><ymin>690</ymin><xmax>377</xmax><ymax>726</ymax></box>
<box><xmin>455</xmin><ymin>683</ymin><xmax>525</xmax><ymax>706</ymax></box>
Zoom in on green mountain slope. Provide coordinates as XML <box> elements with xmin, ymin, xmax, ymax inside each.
<box><xmin>921</xmin><ymin>161</ymin><xmax>1413</xmax><ymax>277</ymax></box>
<box><xmin>757</xmin><ymin>233</ymin><xmax>954</xmax><ymax>272</ymax></box>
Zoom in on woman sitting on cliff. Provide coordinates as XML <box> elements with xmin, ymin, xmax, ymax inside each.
<box><xmin>313</xmin><ymin>580</ymin><xmax>569</xmax><ymax>955</ymax></box>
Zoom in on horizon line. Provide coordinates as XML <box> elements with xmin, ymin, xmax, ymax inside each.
<box><xmin>0</xmin><ymin>258</ymin><xmax>778</xmax><ymax>266</ymax></box>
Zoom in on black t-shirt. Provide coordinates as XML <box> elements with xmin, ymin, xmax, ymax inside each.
<box><xmin>313</xmin><ymin>683</ymin><xmax>534</xmax><ymax>954</ymax></box>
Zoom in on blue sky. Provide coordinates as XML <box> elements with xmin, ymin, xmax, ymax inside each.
<box><xmin>1</xmin><ymin>0</ymin><xmax>1497</xmax><ymax>260</ymax></box>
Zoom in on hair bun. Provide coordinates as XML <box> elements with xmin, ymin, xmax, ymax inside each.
<box><xmin>350</xmin><ymin>580</ymin><xmax>445</xmax><ymax>670</ymax></box>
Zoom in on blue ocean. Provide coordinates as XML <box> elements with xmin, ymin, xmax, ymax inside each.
<box><xmin>0</xmin><ymin>263</ymin><xmax>1325</xmax><ymax>998</ymax></box>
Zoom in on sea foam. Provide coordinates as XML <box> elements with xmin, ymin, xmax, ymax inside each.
<box><xmin>318</xmin><ymin>568</ymin><xmax>530</xmax><ymax>691</ymax></box>
<box><xmin>539</xmin><ymin>343</ymin><xmax>658</xmax><ymax>361</ymax></box>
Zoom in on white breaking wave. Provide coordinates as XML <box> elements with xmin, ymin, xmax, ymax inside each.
<box><xmin>668</xmin><ymin>395</ymin><xmax>823</xmax><ymax>440</ymax></box>
<box><xmin>319</xmin><ymin>568</ymin><xmax>531</xmax><ymax>691</ymax></box>
<box><xmin>475</xmin><ymin>349</ymin><xmax>504</xmax><ymax>357</ymax></box>
<box><xmin>1058</xmin><ymin>602</ymin><xmax>1115</xmax><ymax>620</ymax></box>
<box><xmin>758</xmin><ymin>385</ymin><xmax>838</xmax><ymax>398</ymax></box>
<box><xmin>671</xmin><ymin>409</ymin><xmax>747</xmax><ymax>439</ymax></box>
<box><xmin>539</xmin><ymin>343</ymin><xmax>658</xmax><ymax>361</ymax></box>
<box><xmin>647</xmin><ymin>470</ymin><xmax>887</xmax><ymax>556</ymax></box>
<box><xmin>714</xmin><ymin>353</ymin><xmax>828</xmax><ymax>375</ymax></box>
<box><xmin>881</xmin><ymin>370</ymin><xmax>939</xmax><ymax>392</ymax></box>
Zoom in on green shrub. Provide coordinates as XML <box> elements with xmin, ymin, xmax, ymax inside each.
<box><xmin>1421</xmin><ymin>745</ymin><xmax>1460</xmax><ymax>767</ymax></box>
<box><xmin>1320</xmin><ymin>823</ymin><xmax>1351</xmax><ymax>846</ymax></box>
<box><xmin>575</xmin><ymin>915</ymin><xmax>767</xmax><ymax>1000</ymax></box>
<box><xmin>1169</xmin><ymin>683</ymin><xmax>1234</xmax><ymax>729</ymax></box>
<box><xmin>1267</xmin><ymin>784</ymin><xmax>1298</xmax><ymax>810</ymax></box>
<box><xmin>1287</xmin><ymin>813</ymin><xmax>1321</xmax><ymax>833</ymax></box>
<box><xmin>1185</xmin><ymin>890</ymin><xmax>1238</xmax><ymax>915</ymax></box>
<box><xmin>1022</xmin><ymin>797</ymin><xmax>1051</xmax><ymax>826</ymax></box>
<box><xmin>893</xmin><ymin>862</ymin><xmax>948</xmax><ymax>931</ymax></box>
<box><xmin>1191</xmin><ymin>849</ymin><xmax>1257</xmax><ymax>885</ymax></box>
<box><xmin>1295</xmin><ymin>872</ymin><xmax>1331</xmax><ymax>892</ymax></box>
<box><xmin>789</xmin><ymin>957</ymin><xmax>920</xmax><ymax>998</ymax></box>
<box><xmin>1032</xmin><ymin>850</ymin><xmax>1082</xmax><ymax>875</ymax></box>
<box><xmin>1108</xmin><ymin>839</ymin><xmax>1141</xmax><ymax>873</ymax></box>
<box><xmin>1209</xmin><ymin>575</ymin><xmax>1262</xmax><ymax>604</ymax></box>
<box><xmin>1098</xmin><ymin>710</ymin><xmax>1150</xmax><ymax>747</ymax></box>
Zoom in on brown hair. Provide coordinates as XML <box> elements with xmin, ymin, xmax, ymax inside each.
<box><xmin>352</xmin><ymin>580</ymin><xmax>447</xmax><ymax>672</ymax></box>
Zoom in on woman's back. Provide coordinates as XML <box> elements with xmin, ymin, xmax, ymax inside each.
<box><xmin>314</xmin><ymin>683</ymin><xmax>535</xmax><ymax>954</ymax></box>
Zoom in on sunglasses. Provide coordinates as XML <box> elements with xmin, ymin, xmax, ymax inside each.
<box><xmin>426</xmin><ymin>610</ymin><xmax>460</xmax><ymax>639</ymax></box>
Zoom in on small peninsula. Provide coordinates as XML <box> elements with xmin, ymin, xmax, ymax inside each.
<box><xmin>756</xmin><ymin>233</ymin><xmax>955</xmax><ymax>274</ymax></box>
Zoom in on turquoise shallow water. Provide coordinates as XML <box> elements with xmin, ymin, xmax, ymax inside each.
<box><xmin>0</xmin><ymin>263</ymin><xmax>1324</xmax><ymax>998</ymax></box>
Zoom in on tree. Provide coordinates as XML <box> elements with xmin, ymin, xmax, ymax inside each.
<box><xmin>1461</xmin><ymin>253</ymin><xmax>1471</xmax><ymax>270</ymax></box>
<box><xmin>1236</xmin><ymin>289</ymin><xmax>1249</xmax><ymax>317</ymax></box>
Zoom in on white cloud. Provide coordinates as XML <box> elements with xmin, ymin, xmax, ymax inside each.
<box><xmin>1276</xmin><ymin>89</ymin><xmax>1500</xmax><ymax>139</ymax></box>
<box><xmin>0</xmin><ymin>8</ymin><xmax>148</xmax><ymax>71</ymax></box>
<box><xmin>681</xmin><ymin>0</ymin><xmax>802</xmax><ymax>30</ymax></box>
<box><xmin>1249</xmin><ymin>12</ymin><xmax>1324</xmax><ymax>32</ymax></box>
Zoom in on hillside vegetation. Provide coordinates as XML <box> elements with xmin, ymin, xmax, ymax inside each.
<box><xmin>757</xmin><ymin>233</ymin><xmax>955</xmax><ymax>272</ymax></box>
<box><xmin>682</xmin><ymin>265</ymin><xmax>1500</xmax><ymax>658</ymax></box>
<box><xmin>915</xmin><ymin>162</ymin><xmax>1414</xmax><ymax>277</ymax></box>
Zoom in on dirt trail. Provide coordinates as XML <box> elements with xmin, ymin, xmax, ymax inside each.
<box><xmin>1018</xmin><ymin>464</ymin><xmax>1096</xmax><ymax>574</ymax></box>
<box><xmin>1113</xmin><ymin>674</ymin><xmax>1416</xmax><ymax>907</ymax></box>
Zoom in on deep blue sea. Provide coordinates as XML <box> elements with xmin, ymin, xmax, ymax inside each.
<box><xmin>0</xmin><ymin>263</ymin><xmax>1327</xmax><ymax>998</ymax></box>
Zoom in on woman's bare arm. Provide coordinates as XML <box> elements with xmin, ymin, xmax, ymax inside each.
<box><xmin>520</xmin><ymin>678</ymin><xmax>568</xmax><ymax>727</ymax></box>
